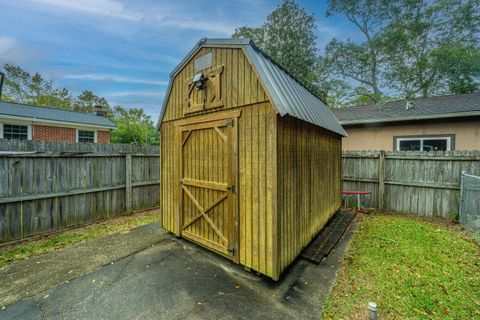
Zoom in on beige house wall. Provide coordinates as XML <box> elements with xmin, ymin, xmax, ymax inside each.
<box><xmin>342</xmin><ymin>120</ymin><xmax>480</xmax><ymax>151</ymax></box>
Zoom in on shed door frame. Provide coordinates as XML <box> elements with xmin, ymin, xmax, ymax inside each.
<box><xmin>175</xmin><ymin>109</ymin><xmax>241</xmax><ymax>263</ymax></box>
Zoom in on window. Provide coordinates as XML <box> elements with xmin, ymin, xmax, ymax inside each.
<box><xmin>396</xmin><ymin>136</ymin><xmax>452</xmax><ymax>151</ymax></box>
<box><xmin>77</xmin><ymin>130</ymin><xmax>96</xmax><ymax>143</ymax></box>
<box><xmin>1</xmin><ymin>124</ymin><xmax>30</xmax><ymax>140</ymax></box>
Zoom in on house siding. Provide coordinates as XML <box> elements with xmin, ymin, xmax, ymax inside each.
<box><xmin>342</xmin><ymin>120</ymin><xmax>480</xmax><ymax>151</ymax></box>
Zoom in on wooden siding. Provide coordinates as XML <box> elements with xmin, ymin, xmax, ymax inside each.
<box><xmin>160</xmin><ymin>121</ymin><xmax>176</xmax><ymax>232</ymax></box>
<box><xmin>238</xmin><ymin>102</ymin><xmax>276</xmax><ymax>277</ymax></box>
<box><xmin>277</xmin><ymin>116</ymin><xmax>342</xmax><ymax>274</ymax></box>
<box><xmin>160</xmin><ymin>46</ymin><xmax>277</xmax><ymax>278</ymax></box>
<box><xmin>163</xmin><ymin>47</ymin><xmax>268</xmax><ymax>122</ymax></box>
<box><xmin>160</xmin><ymin>102</ymin><xmax>277</xmax><ymax>277</ymax></box>
<box><xmin>159</xmin><ymin>45</ymin><xmax>343</xmax><ymax>280</ymax></box>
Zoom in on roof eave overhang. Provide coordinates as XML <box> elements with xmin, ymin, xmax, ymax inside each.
<box><xmin>0</xmin><ymin>113</ymin><xmax>117</xmax><ymax>130</ymax></box>
<box><xmin>339</xmin><ymin>111</ymin><xmax>480</xmax><ymax>126</ymax></box>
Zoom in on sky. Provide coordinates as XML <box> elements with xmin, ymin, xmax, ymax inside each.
<box><xmin>0</xmin><ymin>0</ymin><xmax>356</xmax><ymax>123</ymax></box>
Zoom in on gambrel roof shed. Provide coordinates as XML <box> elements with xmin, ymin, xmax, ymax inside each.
<box><xmin>157</xmin><ymin>38</ymin><xmax>346</xmax><ymax>137</ymax></box>
<box><xmin>158</xmin><ymin>38</ymin><xmax>344</xmax><ymax>280</ymax></box>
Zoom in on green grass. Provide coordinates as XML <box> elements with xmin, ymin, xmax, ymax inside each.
<box><xmin>0</xmin><ymin>209</ymin><xmax>160</xmax><ymax>270</ymax></box>
<box><xmin>322</xmin><ymin>213</ymin><xmax>480</xmax><ymax>319</ymax></box>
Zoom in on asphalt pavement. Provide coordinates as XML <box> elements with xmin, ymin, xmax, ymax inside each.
<box><xmin>0</xmin><ymin>221</ymin><xmax>353</xmax><ymax>319</ymax></box>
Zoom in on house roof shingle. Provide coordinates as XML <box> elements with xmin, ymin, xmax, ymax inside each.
<box><xmin>158</xmin><ymin>38</ymin><xmax>347</xmax><ymax>137</ymax></box>
<box><xmin>332</xmin><ymin>92</ymin><xmax>480</xmax><ymax>125</ymax></box>
<box><xmin>0</xmin><ymin>101</ymin><xmax>117</xmax><ymax>129</ymax></box>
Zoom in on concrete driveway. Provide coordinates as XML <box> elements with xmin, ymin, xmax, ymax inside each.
<box><xmin>0</xmin><ymin>223</ymin><xmax>352</xmax><ymax>320</ymax></box>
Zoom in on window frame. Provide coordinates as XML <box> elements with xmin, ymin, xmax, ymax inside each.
<box><xmin>76</xmin><ymin>129</ymin><xmax>97</xmax><ymax>143</ymax></box>
<box><xmin>394</xmin><ymin>134</ymin><xmax>454</xmax><ymax>151</ymax></box>
<box><xmin>0</xmin><ymin>123</ymin><xmax>32</xmax><ymax>140</ymax></box>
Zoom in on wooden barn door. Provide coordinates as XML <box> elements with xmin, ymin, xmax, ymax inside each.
<box><xmin>177</xmin><ymin>116</ymin><xmax>238</xmax><ymax>260</ymax></box>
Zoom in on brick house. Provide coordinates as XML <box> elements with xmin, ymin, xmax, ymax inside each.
<box><xmin>0</xmin><ymin>101</ymin><xmax>116</xmax><ymax>143</ymax></box>
<box><xmin>332</xmin><ymin>92</ymin><xmax>480</xmax><ymax>151</ymax></box>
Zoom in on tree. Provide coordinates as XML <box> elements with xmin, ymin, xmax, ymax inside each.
<box><xmin>233</xmin><ymin>26</ymin><xmax>265</xmax><ymax>47</ymax></box>
<box><xmin>381</xmin><ymin>0</ymin><xmax>480</xmax><ymax>98</ymax></box>
<box><xmin>110</xmin><ymin>106</ymin><xmax>159</xmax><ymax>145</ymax></box>
<box><xmin>325</xmin><ymin>0</ymin><xmax>480</xmax><ymax>101</ymax></box>
<box><xmin>324</xmin><ymin>0</ymin><xmax>409</xmax><ymax>103</ymax></box>
<box><xmin>233</xmin><ymin>0</ymin><xmax>320</xmax><ymax>94</ymax></box>
<box><xmin>323</xmin><ymin>80</ymin><xmax>354</xmax><ymax>108</ymax></box>
<box><xmin>1</xmin><ymin>63</ymin><xmax>73</xmax><ymax>108</ymax></box>
<box><xmin>435</xmin><ymin>44</ymin><xmax>480</xmax><ymax>94</ymax></box>
<box><xmin>1</xmin><ymin>63</ymin><xmax>159</xmax><ymax>145</ymax></box>
<box><xmin>73</xmin><ymin>90</ymin><xmax>112</xmax><ymax>114</ymax></box>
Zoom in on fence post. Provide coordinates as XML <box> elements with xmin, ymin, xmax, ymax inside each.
<box><xmin>126</xmin><ymin>154</ymin><xmax>132</xmax><ymax>213</ymax></box>
<box><xmin>459</xmin><ymin>171</ymin><xmax>465</xmax><ymax>224</ymax></box>
<box><xmin>378</xmin><ymin>151</ymin><xmax>385</xmax><ymax>211</ymax></box>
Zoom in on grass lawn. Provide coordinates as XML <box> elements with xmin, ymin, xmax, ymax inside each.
<box><xmin>0</xmin><ymin>209</ymin><xmax>160</xmax><ymax>270</ymax></box>
<box><xmin>322</xmin><ymin>213</ymin><xmax>480</xmax><ymax>319</ymax></box>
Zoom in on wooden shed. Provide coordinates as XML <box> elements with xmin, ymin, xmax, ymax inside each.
<box><xmin>157</xmin><ymin>38</ymin><xmax>347</xmax><ymax>280</ymax></box>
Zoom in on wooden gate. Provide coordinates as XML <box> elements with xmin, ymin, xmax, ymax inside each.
<box><xmin>177</xmin><ymin>114</ymin><xmax>238</xmax><ymax>260</ymax></box>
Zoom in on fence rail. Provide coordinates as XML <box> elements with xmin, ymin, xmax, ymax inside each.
<box><xmin>342</xmin><ymin>150</ymin><xmax>480</xmax><ymax>218</ymax></box>
<box><xmin>0</xmin><ymin>139</ymin><xmax>160</xmax><ymax>244</ymax></box>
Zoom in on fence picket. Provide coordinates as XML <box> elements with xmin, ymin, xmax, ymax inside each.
<box><xmin>0</xmin><ymin>139</ymin><xmax>159</xmax><ymax>244</ymax></box>
<box><xmin>342</xmin><ymin>150</ymin><xmax>479</xmax><ymax>218</ymax></box>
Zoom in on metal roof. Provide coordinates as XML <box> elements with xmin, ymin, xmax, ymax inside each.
<box><xmin>157</xmin><ymin>38</ymin><xmax>347</xmax><ymax>136</ymax></box>
<box><xmin>332</xmin><ymin>92</ymin><xmax>480</xmax><ymax>125</ymax></box>
<box><xmin>0</xmin><ymin>100</ymin><xmax>117</xmax><ymax>129</ymax></box>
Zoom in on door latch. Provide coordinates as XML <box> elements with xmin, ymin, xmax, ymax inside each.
<box><xmin>226</xmin><ymin>184</ymin><xmax>235</xmax><ymax>193</ymax></box>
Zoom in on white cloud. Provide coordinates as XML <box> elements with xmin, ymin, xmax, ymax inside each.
<box><xmin>30</xmin><ymin>0</ymin><xmax>141</xmax><ymax>21</ymax></box>
<box><xmin>108</xmin><ymin>90</ymin><xmax>165</xmax><ymax>97</ymax></box>
<box><xmin>152</xmin><ymin>14</ymin><xmax>235</xmax><ymax>34</ymax></box>
<box><xmin>26</xmin><ymin>0</ymin><xmax>235</xmax><ymax>35</ymax></box>
<box><xmin>0</xmin><ymin>36</ymin><xmax>17</xmax><ymax>54</ymax></box>
<box><xmin>63</xmin><ymin>73</ymin><xmax>168</xmax><ymax>85</ymax></box>
<box><xmin>0</xmin><ymin>36</ymin><xmax>52</xmax><ymax>65</ymax></box>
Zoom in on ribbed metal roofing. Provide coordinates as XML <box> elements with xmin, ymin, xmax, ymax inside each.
<box><xmin>157</xmin><ymin>38</ymin><xmax>346</xmax><ymax>136</ymax></box>
<box><xmin>0</xmin><ymin>101</ymin><xmax>117</xmax><ymax>129</ymax></box>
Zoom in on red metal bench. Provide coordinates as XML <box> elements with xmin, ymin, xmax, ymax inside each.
<box><xmin>341</xmin><ymin>191</ymin><xmax>371</xmax><ymax>213</ymax></box>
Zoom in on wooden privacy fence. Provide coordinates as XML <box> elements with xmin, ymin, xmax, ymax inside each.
<box><xmin>342</xmin><ymin>151</ymin><xmax>480</xmax><ymax>218</ymax></box>
<box><xmin>0</xmin><ymin>139</ymin><xmax>160</xmax><ymax>244</ymax></box>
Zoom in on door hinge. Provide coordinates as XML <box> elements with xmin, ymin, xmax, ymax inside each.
<box><xmin>226</xmin><ymin>119</ymin><xmax>235</xmax><ymax>127</ymax></box>
<box><xmin>227</xmin><ymin>184</ymin><xmax>235</xmax><ymax>193</ymax></box>
<box><xmin>227</xmin><ymin>247</ymin><xmax>235</xmax><ymax>254</ymax></box>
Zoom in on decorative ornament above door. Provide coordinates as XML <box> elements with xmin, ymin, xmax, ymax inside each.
<box><xmin>185</xmin><ymin>66</ymin><xmax>224</xmax><ymax>115</ymax></box>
